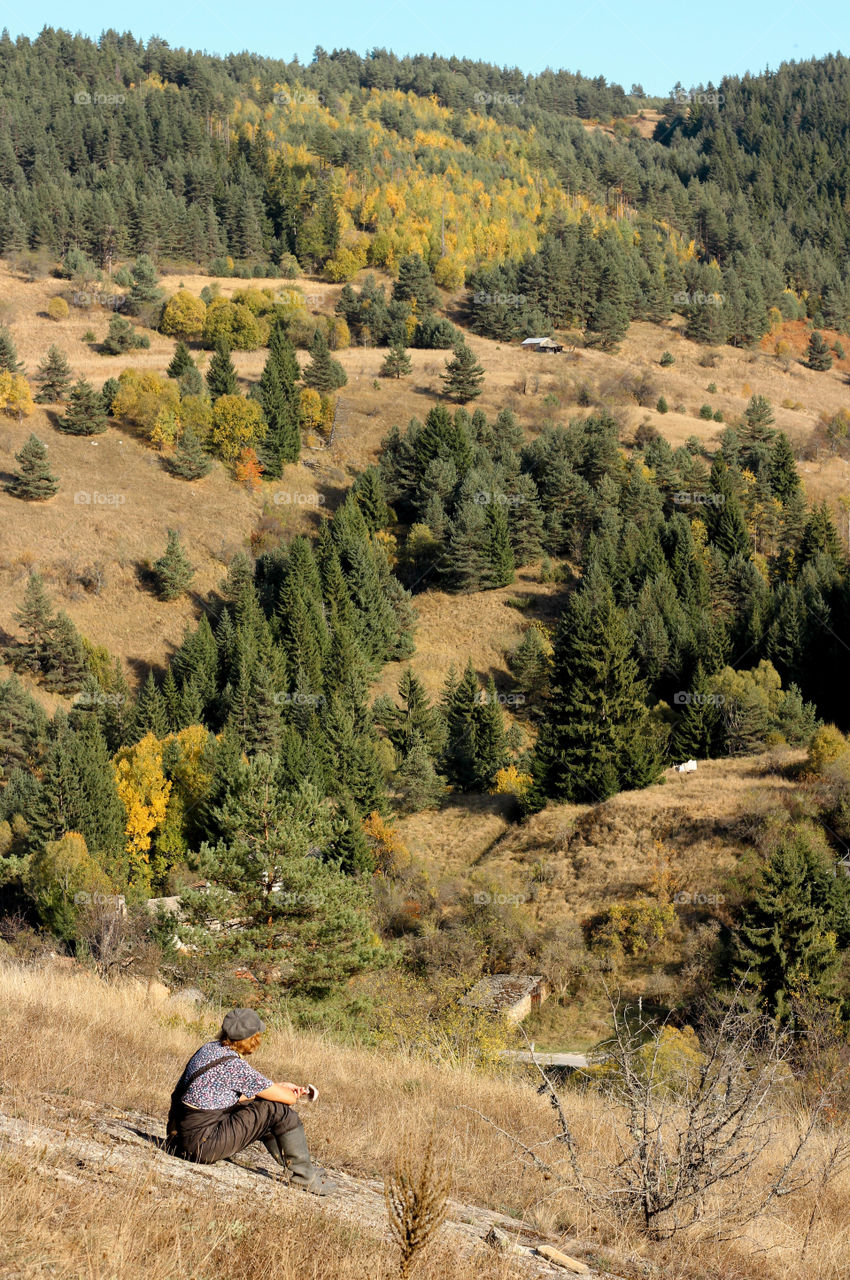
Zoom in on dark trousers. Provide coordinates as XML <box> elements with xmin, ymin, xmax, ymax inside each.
<box><xmin>176</xmin><ymin>1098</ymin><xmax>301</xmax><ymax>1164</ymax></box>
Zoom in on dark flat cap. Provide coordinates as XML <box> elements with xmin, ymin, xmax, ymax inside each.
<box><xmin>222</xmin><ymin>1007</ymin><xmax>265</xmax><ymax>1040</ymax></box>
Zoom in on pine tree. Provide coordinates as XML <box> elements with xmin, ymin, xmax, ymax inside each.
<box><xmin>735</xmin><ymin>829</ymin><xmax>844</xmax><ymax>1023</ymax></box>
<box><xmin>328</xmin><ymin>794</ymin><xmax>374</xmax><ymax>874</ymax></box>
<box><xmin>380</xmin><ymin>341</ymin><xmax>412</xmax><ymax>379</ymax></box>
<box><xmin>378</xmin><ymin>666</ymin><xmax>444</xmax><ymax>758</ymax></box>
<box><xmin>6</xmin><ymin>435</ymin><xmax>59</xmax><ymax>501</ymax></box>
<box><xmin>351</xmin><ymin>466</ymin><xmax>392</xmax><ymax>531</ymax></box>
<box><xmin>441</xmin><ymin>340</ymin><xmax>485</xmax><ymax>403</ymax></box>
<box><xmin>0</xmin><ymin>325</ymin><xmax>23</xmax><ymax>374</ymax></box>
<box><xmin>303</xmin><ymin>328</ymin><xmax>347</xmax><ymax>393</ymax></box>
<box><xmin>153</xmin><ymin>529</ymin><xmax>195</xmax><ymax>601</ymax></box>
<box><xmin>0</xmin><ymin>674</ymin><xmax>49</xmax><ymax>779</ymax></box>
<box><xmin>42</xmin><ymin>612</ymin><xmax>88</xmax><ymax>693</ymax></box>
<box><xmin>256</xmin><ymin>357</ymin><xmax>300</xmax><ymax>474</ymax></box>
<box><xmin>769</xmin><ymin>433</ymin><xmax>801</xmax><ymax>504</ymax></box>
<box><xmin>532</xmin><ymin>576</ymin><xmax>661</xmax><ymax>804</ymax></box>
<box><xmin>58</xmin><ymin>379</ymin><xmax>108</xmax><ymax>435</ymax></box>
<box><xmin>585</xmin><ymin>258</ymin><xmax>629</xmax><ymax>350</ymax></box>
<box><xmin>30</xmin><ymin>715</ymin><xmax>127</xmax><ymax>879</ymax></box>
<box><xmin>393</xmin><ymin>730</ymin><xmax>447</xmax><ymax>812</ymax></box>
<box><xmin>392</xmin><ymin>254</ymin><xmax>439</xmax><ymax>310</ymax></box>
<box><xmin>805</xmin><ymin>330</ymin><xmax>833</xmax><ymax>371</ymax></box>
<box><xmin>33</xmin><ymin>345</ymin><xmax>72</xmax><ymax>402</ymax></box>
<box><xmin>706</xmin><ymin>455</ymin><xmax>751</xmax><ymax>559</ymax></box>
<box><xmin>474</xmin><ymin>678</ymin><xmax>510</xmax><ymax>787</ymax></box>
<box><xmin>206</xmin><ymin>337</ymin><xmax>239</xmax><ymax>400</ymax></box>
<box><xmin>133</xmin><ymin>670</ymin><xmax>168</xmax><ymax>739</ymax></box>
<box><xmin>670</xmin><ymin>663</ymin><xmax>719</xmax><ymax>760</ymax></box>
<box><xmin>190</xmin><ymin>754</ymin><xmax>376</xmax><ymax>995</ymax></box>
<box><xmin>441</xmin><ymin>661</ymin><xmax>482</xmax><ymax>791</ymax></box>
<box><xmin>166</xmin><ymin>426</ymin><xmax>212</xmax><ymax>479</ymax></box>
<box><xmin>127</xmin><ymin>253</ymin><xmax>164</xmax><ymax>314</ymax></box>
<box><xmin>10</xmin><ymin>572</ymin><xmax>55</xmax><ymax>674</ymax></box>
<box><xmin>166</xmin><ymin>341</ymin><xmax>195</xmax><ymax>380</ymax></box>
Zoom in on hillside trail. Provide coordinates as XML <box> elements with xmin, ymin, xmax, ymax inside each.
<box><xmin>0</xmin><ymin>1093</ymin><xmax>639</xmax><ymax>1278</ymax></box>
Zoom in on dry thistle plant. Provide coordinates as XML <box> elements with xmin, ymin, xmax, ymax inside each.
<box><xmin>384</xmin><ymin>1133</ymin><xmax>451</xmax><ymax>1279</ymax></box>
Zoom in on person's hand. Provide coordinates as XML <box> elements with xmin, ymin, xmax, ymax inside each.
<box><xmin>280</xmin><ymin>1081</ymin><xmax>304</xmax><ymax>1095</ymax></box>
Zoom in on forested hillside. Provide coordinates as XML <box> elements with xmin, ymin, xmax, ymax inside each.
<box><xmin>2</xmin><ymin>31</ymin><xmax>850</xmax><ymax>343</ymax></box>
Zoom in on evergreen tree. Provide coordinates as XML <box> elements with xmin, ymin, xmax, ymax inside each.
<box><xmin>739</xmin><ymin>395</ymin><xmax>776</xmax><ymax>471</ymax></box>
<box><xmin>42</xmin><ymin>612</ymin><xmax>88</xmax><ymax>693</ymax></box>
<box><xmin>166</xmin><ymin>426</ymin><xmax>212</xmax><ymax>480</ymax></box>
<box><xmin>206</xmin><ymin>337</ymin><xmax>239</xmax><ymax>400</ymax></box>
<box><xmin>706</xmin><ymin>455</ymin><xmax>751</xmax><ymax>559</ymax></box>
<box><xmin>166</xmin><ymin>341</ymin><xmax>195</xmax><ymax>380</ymax></box>
<box><xmin>585</xmin><ymin>258</ymin><xmax>629</xmax><ymax>350</ymax></box>
<box><xmin>442</xmin><ymin>340</ymin><xmax>485</xmax><ymax>403</ymax></box>
<box><xmin>102</xmin><ymin>314</ymin><xmax>148</xmax><ymax>355</ymax></box>
<box><xmin>0</xmin><ymin>675</ymin><xmax>49</xmax><ymax>779</ymax></box>
<box><xmin>0</xmin><ymin>325</ymin><xmax>23</xmax><ymax>374</ymax></box>
<box><xmin>6</xmin><ymin>434</ymin><xmax>59</xmax><ymax>501</ymax></box>
<box><xmin>256</xmin><ymin>350</ymin><xmax>300</xmax><ymax>474</ymax></box>
<box><xmin>303</xmin><ymin>328</ymin><xmax>347</xmax><ymax>393</ymax></box>
<box><xmin>351</xmin><ymin>466</ymin><xmax>392</xmax><ymax>531</ymax></box>
<box><xmin>133</xmin><ymin>670</ymin><xmax>168</xmax><ymax>739</ymax></box>
<box><xmin>735</xmin><ymin>828</ymin><xmax>845</xmax><ymax>1023</ymax></box>
<box><xmin>58</xmin><ymin>379</ymin><xmax>108</xmax><ymax>435</ymax></box>
<box><xmin>127</xmin><ymin>253</ymin><xmax>164</xmax><ymax>314</ymax></box>
<box><xmin>670</xmin><ymin>663</ymin><xmax>719</xmax><ymax>759</ymax></box>
<box><xmin>30</xmin><ymin>715</ymin><xmax>126</xmax><ymax>879</ymax></box>
<box><xmin>805</xmin><ymin>330</ymin><xmax>833</xmax><ymax>371</ymax></box>
<box><xmin>153</xmin><ymin>529</ymin><xmax>195</xmax><ymax>601</ymax></box>
<box><xmin>327</xmin><ymin>794</ymin><xmax>374</xmax><ymax>874</ymax></box>
<box><xmin>441</xmin><ymin>661</ymin><xmax>481</xmax><ymax>791</ymax></box>
<box><xmin>9</xmin><ymin>572</ymin><xmax>55</xmax><ymax>674</ymax></box>
<box><xmin>392</xmin><ymin>254</ymin><xmax>439</xmax><ymax>310</ymax></box>
<box><xmin>532</xmin><ymin>576</ymin><xmax>661</xmax><ymax>804</ymax></box>
<box><xmin>33</xmin><ymin>345</ymin><xmax>72</xmax><ymax>402</ymax></box>
<box><xmin>393</xmin><ymin>729</ymin><xmax>447</xmax><ymax>812</ymax></box>
<box><xmin>380</xmin><ymin>341</ymin><xmax>412</xmax><ymax>379</ymax></box>
<box><xmin>769</xmin><ymin>433</ymin><xmax>801</xmax><ymax>504</ymax></box>
<box><xmin>190</xmin><ymin>755</ymin><xmax>377</xmax><ymax>996</ymax></box>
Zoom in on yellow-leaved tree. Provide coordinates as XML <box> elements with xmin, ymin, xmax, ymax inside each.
<box><xmin>0</xmin><ymin>371</ymin><xmax>35</xmax><ymax>420</ymax></box>
<box><xmin>113</xmin><ymin>733</ymin><xmax>172</xmax><ymax>891</ymax></box>
<box><xmin>159</xmin><ymin>289</ymin><xmax>207</xmax><ymax>339</ymax></box>
<box><xmin>210</xmin><ymin>394</ymin><xmax>266</xmax><ymax>463</ymax></box>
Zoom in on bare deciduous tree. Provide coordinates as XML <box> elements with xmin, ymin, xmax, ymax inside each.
<box><xmin>464</xmin><ymin>987</ymin><xmax>839</xmax><ymax>1243</ymax></box>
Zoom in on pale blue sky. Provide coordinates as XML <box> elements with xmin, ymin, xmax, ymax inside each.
<box><xmin>1</xmin><ymin>0</ymin><xmax>847</xmax><ymax>96</ymax></box>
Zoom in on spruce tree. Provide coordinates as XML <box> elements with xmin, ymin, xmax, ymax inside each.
<box><xmin>393</xmin><ymin>730</ymin><xmax>447</xmax><ymax>812</ymax></box>
<box><xmin>533</xmin><ymin>576</ymin><xmax>661</xmax><ymax>804</ymax></box>
<box><xmin>0</xmin><ymin>675</ymin><xmax>49</xmax><ymax>779</ymax></box>
<box><xmin>42</xmin><ymin>612</ymin><xmax>88</xmax><ymax>693</ymax></box>
<box><xmin>474</xmin><ymin>678</ymin><xmax>510</xmax><ymax>788</ymax></box>
<box><xmin>58</xmin><ymin>379</ymin><xmax>108</xmax><ymax>435</ymax></box>
<box><xmin>153</xmin><ymin>529</ymin><xmax>195</xmax><ymax>601</ymax></box>
<box><xmin>166</xmin><ymin>426</ymin><xmax>212</xmax><ymax>480</ymax></box>
<box><xmin>206</xmin><ymin>337</ymin><xmax>239</xmax><ymax>400</ymax></box>
<box><xmin>133</xmin><ymin>670</ymin><xmax>168</xmax><ymax>739</ymax></box>
<box><xmin>670</xmin><ymin>663</ymin><xmax>719</xmax><ymax>760</ymax></box>
<box><xmin>190</xmin><ymin>754</ymin><xmax>376</xmax><ymax>996</ymax></box>
<box><xmin>303</xmin><ymin>328</ymin><xmax>347</xmax><ymax>393</ymax></box>
<box><xmin>0</xmin><ymin>325</ymin><xmax>23</xmax><ymax>374</ymax></box>
<box><xmin>441</xmin><ymin>661</ymin><xmax>482</xmax><ymax>791</ymax></box>
<box><xmin>10</xmin><ymin>572</ymin><xmax>55</xmax><ymax>674</ymax></box>
<box><xmin>805</xmin><ymin>330</ymin><xmax>833</xmax><ymax>371</ymax></box>
<box><xmin>328</xmin><ymin>795</ymin><xmax>374</xmax><ymax>874</ymax></box>
<box><xmin>735</xmin><ymin>830</ymin><xmax>843</xmax><ymax>1023</ymax></box>
<box><xmin>33</xmin><ymin>345</ymin><xmax>72</xmax><ymax>402</ymax></box>
<box><xmin>351</xmin><ymin>466</ymin><xmax>392</xmax><ymax>531</ymax></box>
<box><xmin>380</xmin><ymin>341</ymin><xmax>412</xmax><ymax>379</ymax></box>
<box><xmin>769</xmin><ymin>433</ymin><xmax>801</xmax><ymax>504</ymax></box>
<box><xmin>166</xmin><ymin>341</ymin><xmax>195</xmax><ymax>380</ymax></box>
<box><xmin>442</xmin><ymin>340</ymin><xmax>485</xmax><ymax>403</ymax></box>
<box><xmin>30</xmin><ymin>715</ymin><xmax>126</xmax><ymax>879</ymax></box>
<box><xmin>392</xmin><ymin>254</ymin><xmax>439</xmax><ymax>310</ymax></box>
<box><xmin>6</xmin><ymin>435</ymin><xmax>59</xmax><ymax>501</ymax></box>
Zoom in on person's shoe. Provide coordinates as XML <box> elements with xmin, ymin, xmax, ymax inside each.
<box><xmin>278</xmin><ymin>1122</ymin><xmax>337</xmax><ymax>1196</ymax></box>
